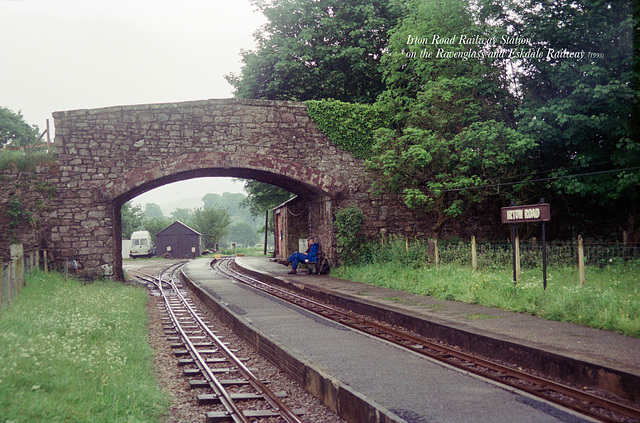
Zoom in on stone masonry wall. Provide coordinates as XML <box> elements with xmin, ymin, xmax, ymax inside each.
<box><xmin>50</xmin><ymin>98</ymin><xmax>421</xmax><ymax>277</ymax></box>
<box><xmin>3</xmin><ymin>98</ymin><xmax>501</xmax><ymax>277</ymax></box>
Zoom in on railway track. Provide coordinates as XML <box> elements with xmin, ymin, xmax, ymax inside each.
<box><xmin>132</xmin><ymin>261</ymin><xmax>306</xmax><ymax>423</ymax></box>
<box><xmin>212</xmin><ymin>257</ymin><xmax>640</xmax><ymax>423</ymax></box>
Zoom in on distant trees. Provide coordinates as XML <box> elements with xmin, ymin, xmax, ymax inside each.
<box><xmin>238</xmin><ymin>180</ymin><xmax>294</xmax><ymax>250</ymax></box>
<box><xmin>170</xmin><ymin>208</ymin><xmax>194</xmax><ymax>223</ymax></box>
<box><xmin>225</xmin><ymin>0</ymin><xmax>639</xmax><ymax>241</ymax></box>
<box><xmin>143</xmin><ymin>203</ymin><xmax>164</xmax><ymax>220</ymax></box>
<box><xmin>227</xmin><ymin>222</ymin><xmax>261</xmax><ymax>247</ymax></box>
<box><xmin>190</xmin><ymin>207</ymin><xmax>232</xmax><ymax>249</ymax></box>
<box><xmin>122</xmin><ymin>195</ymin><xmax>263</xmax><ymax>249</ymax></box>
<box><xmin>143</xmin><ymin>217</ymin><xmax>172</xmax><ymax>243</ymax></box>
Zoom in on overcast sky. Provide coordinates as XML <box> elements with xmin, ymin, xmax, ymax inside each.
<box><xmin>0</xmin><ymin>0</ymin><xmax>267</xmax><ymax>210</ymax></box>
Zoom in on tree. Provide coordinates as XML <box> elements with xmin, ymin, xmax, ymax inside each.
<box><xmin>0</xmin><ymin>107</ymin><xmax>40</xmax><ymax>148</ymax></box>
<box><xmin>144</xmin><ymin>216</ymin><xmax>172</xmax><ymax>243</ymax></box>
<box><xmin>226</xmin><ymin>0</ymin><xmax>405</xmax><ymax>103</ymax></box>
<box><xmin>190</xmin><ymin>206</ymin><xmax>232</xmax><ymax>249</ymax></box>
<box><xmin>170</xmin><ymin>208</ymin><xmax>193</xmax><ymax>223</ymax></box>
<box><xmin>499</xmin><ymin>0</ymin><xmax>639</xmax><ymax>241</ymax></box>
<box><xmin>367</xmin><ymin>0</ymin><xmax>535</xmax><ymax>237</ymax></box>
<box><xmin>239</xmin><ymin>180</ymin><xmax>294</xmax><ymax>218</ymax></box>
<box><xmin>223</xmin><ymin>222</ymin><xmax>261</xmax><ymax>248</ymax></box>
<box><xmin>239</xmin><ymin>180</ymin><xmax>294</xmax><ymax>253</ymax></box>
<box><xmin>121</xmin><ymin>201</ymin><xmax>144</xmax><ymax>239</ymax></box>
<box><xmin>202</xmin><ymin>192</ymin><xmax>259</xmax><ymax>227</ymax></box>
<box><xmin>144</xmin><ymin>203</ymin><xmax>165</xmax><ymax>220</ymax></box>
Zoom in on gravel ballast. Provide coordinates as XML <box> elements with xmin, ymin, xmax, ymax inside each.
<box><xmin>126</xmin><ymin>260</ymin><xmax>346</xmax><ymax>423</ymax></box>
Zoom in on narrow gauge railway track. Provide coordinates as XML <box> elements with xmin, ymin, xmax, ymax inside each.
<box><xmin>213</xmin><ymin>258</ymin><xmax>640</xmax><ymax>423</ymax></box>
<box><xmin>132</xmin><ymin>262</ymin><xmax>306</xmax><ymax>423</ymax></box>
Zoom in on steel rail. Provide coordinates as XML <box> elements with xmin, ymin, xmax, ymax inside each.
<box><xmin>213</xmin><ymin>258</ymin><xmax>640</xmax><ymax>423</ymax></box>
<box><xmin>166</xmin><ymin>267</ymin><xmax>305</xmax><ymax>423</ymax></box>
<box><xmin>138</xmin><ymin>267</ymin><xmax>250</xmax><ymax>423</ymax></box>
<box><xmin>160</xmin><ymin>269</ymin><xmax>251</xmax><ymax>423</ymax></box>
<box><xmin>133</xmin><ymin>263</ymin><xmax>305</xmax><ymax>423</ymax></box>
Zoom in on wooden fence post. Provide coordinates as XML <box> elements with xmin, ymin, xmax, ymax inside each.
<box><xmin>7</xmin><ymin>261</ymin><xmax>13</xmax><ymax>306</ymax></box>
<box><xmin>434</xmin><ymin>239</ymin><xmax>439</xmax><ymax>268</ymax></box>
<box><xmin>578</xmin><ymin>235</ymin><xmax>586</xmax><ymax>285</ymax></box>
<box><xmin>10</xmin><ymin>244</ymin><xmax>24</xmax><ymax>304</ymax></box>
<box><xmin>471</xmin><ymin>236</ymin><xmax>477</xmax><ymax>271</ymax></box>
<box><xmin>515</xmin><ymin>236</ymin><xmax>521</xmax><ymax>282</ymax></box>
<box><xmin>0</xmin><ymin>261</ymin><xmax>4</xmax><ymax>308</ymax></box>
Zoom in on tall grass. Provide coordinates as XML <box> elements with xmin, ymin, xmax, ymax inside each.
<box><xmin>0</xmin><ymin>271</ymin><xmax>169</xmax><ymax>422</ymax></box>
<box><xmin>0</xmin><ymin>150</ymin><xmax>55</xmax><ymax>171</ymax></box>
<box><xmin>333</xmin><ymin>237</ymin><xmax>640</xmax><ymax>337</ymax></box>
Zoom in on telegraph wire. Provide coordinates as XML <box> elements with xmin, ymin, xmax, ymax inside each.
<box><xmin>443</xmin><ymin>166</ymin><xmax>640</xmax><ymax>193</ymax></box>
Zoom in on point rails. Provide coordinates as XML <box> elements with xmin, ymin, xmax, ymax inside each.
<box><xmin>181</xmin><ymin>256</ymin><xmax>640</xmax><ymax>423</ymax></box>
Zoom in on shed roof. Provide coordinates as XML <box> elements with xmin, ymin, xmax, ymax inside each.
<box><xmin>273</xmin><ymin>195</ymin><xmax>301</xmax><ymax>212</ymax></box>
<box><xmin>156</xmin><ymin>221</ymin><xmax>202</xmax><ymax>237</ymax></box>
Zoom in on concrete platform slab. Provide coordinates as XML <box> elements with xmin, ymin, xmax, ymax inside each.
<box><xmin>181</xmin><ymin>257</ymin><xmax>606</xmax><ymax>423</ymax></box>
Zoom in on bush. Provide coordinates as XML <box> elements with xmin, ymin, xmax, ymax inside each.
<box><xmin>333</xmin><ymin>205</ymin><xmax>368</xmax><ymax>265</ymax></box>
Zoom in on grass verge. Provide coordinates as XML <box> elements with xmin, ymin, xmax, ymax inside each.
<box><xmin>0</xmin><ymin>271</ymin><xmax>169</xmax><ymax>423</ymax></box>
<box><xmin>332</xmin><ymin>263</ymin><xmax>640</xmax><ymax>337</ymax></box>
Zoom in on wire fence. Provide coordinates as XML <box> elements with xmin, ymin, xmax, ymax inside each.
<box><xmin>436</xmin><ymin>239</ymin><xmax>639</xmax><ymax>270</ymax></box>
<box><xmin>1</xmin><ymin>245</ymin><xmax>50</xmax><ymax>310</ymax></box>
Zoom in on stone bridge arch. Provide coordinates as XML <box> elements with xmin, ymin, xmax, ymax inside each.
<box><xmin>51</xmin><ymin>98</ymin><xmax>395</xmax><ymax>279</ymax></box>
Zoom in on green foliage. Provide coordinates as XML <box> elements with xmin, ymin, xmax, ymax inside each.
<box><xmin>306</xmin><ymin>99</ymin><xmax>389</xmax><ymax>159</ymax></box>
<box><xmin>0</xmin><ymin>150</ymin><xmax>55</xmax><ymax>171</ymax></box>
<box><xmin>369</xmin><ymin>236</ymin><xmax>431</xmax><ymax>268</ymax></box>
<box><xmin>0</xmin><ymin>106</ymin><xmax>40</xmax><ymax>148</ymax></box>
<box><xmin>143</xmin><ymin>216</ymin><xmax>172</xmax><ymax>242</ymax></box>
<box><xmin>4</xmin><ymin>195</ymin><xmax>33</xmax><ymax>231</ymax></box>
<box><xmin>191</xmin><ymin>206</ymin><xmax>232</xmax><ymax>248</ymax></box>
<box><xmin>120</xmin><ymin>201</ymin><xmax>144</xmax><ymax>239</ymax></box>
<box><xmin>239</xmin><ymin>180</ymin><xmax>293</xmax><ymax>235</ymax></box>
<box><xmin>365</xmin><ymin>0</ymin><xmax>534</xmax><ymax>236</ymax></box>
<box><xmin>498</xmin><ymin>0</ymin><xmax>639</xmax><ymax>236</ymax></box>
<box><xmin>368</xmin><ymin>123</ymin><xmax>535</xmax><ymax>235</ymax></box>
<box><xmin>333</xmin><ymin>205</ymin><xmax>367</xmax><ymax>265</ymax></box>
<box><xmin>170</xmin><ymin>208</ymin><xmax>194</xmax><ymax>223</ymax></box>
<box><xmin>143</xmin><ymin>203</ymin><xmax>165</xmax><ymax>220</ymax></box>
<box><xmin>0</xmin><ymin>271</ymin><xmax>170</xmax><ymax>421</ymax></box>
<box><xmin>223</xmin><ymin>221</ymin><xmax>261</xmax><ymax>248</ymax></box>
<box><xmin>227</xmin><ymin>0</ymin><xmax>404</xmax><ymax>103</ymax></box>
<box><xmin>203</xmin><ymin>192</ymin><xmax>261</xmax><ymax>228</ymax></box>
<box><xmin>33</xmin><ymin>180</ymin><xmax>56</xmax><ymax>198</ymax></box>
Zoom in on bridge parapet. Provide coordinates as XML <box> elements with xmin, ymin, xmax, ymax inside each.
<box><xmin>50</xmin><ymin>99</ymin><xmax>376</xmax><ymax>277</ymax></box>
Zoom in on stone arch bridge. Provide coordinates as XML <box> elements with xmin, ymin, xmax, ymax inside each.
<box><xmin>50</xmin><ymin>98</ymin><xmax>421</xmax><ymax>279</ymax></box>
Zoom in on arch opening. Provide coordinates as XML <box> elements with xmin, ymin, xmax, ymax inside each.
<box><xmin>112</xmin><ymin>167</ymin><xmax>332</xmax><ymax>280</ymax></box>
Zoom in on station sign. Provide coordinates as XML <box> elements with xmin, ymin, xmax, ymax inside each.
<box><xmin>501</xmin><ymin>201</ymin><xmax>551</xmax><ymax>290</ymax></box>
<box><xmin>501</xmin><ymin>203</ymin><xmax>550</xmax><ymax>224</ymax></box>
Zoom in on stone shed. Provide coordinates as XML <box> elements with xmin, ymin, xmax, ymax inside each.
<box><xmin>156</xmin><ymin>221</ymin><xmax>202</xmax><ymax>259</ymax></box>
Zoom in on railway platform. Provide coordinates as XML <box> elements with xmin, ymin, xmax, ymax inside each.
<box><xmin>181</xmin><ymin>256</ymin><xmax>639</xmax><ymax>423</ymax></box>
